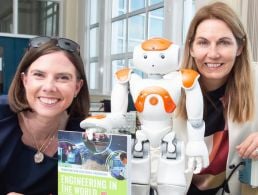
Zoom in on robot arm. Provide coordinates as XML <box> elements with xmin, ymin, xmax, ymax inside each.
<box><xmin>180</xmin><ymin>69</ymin><xmax>209</xmax><ymax>174</ymax></box>
<box><xmin>80</xmin><ymin>68</ymin><xmax>131</xmax><ymax>135</ymax></box>
<box><xmin>110</xmin><ymin>69</ymin><xmax>129</xmax><ymax>118</ymax></box>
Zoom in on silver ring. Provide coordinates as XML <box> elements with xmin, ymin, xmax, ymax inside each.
<box><xmin>256</xmin><ymin>148</ymin><xmax>258</xmax><ymax>155</ymax></box>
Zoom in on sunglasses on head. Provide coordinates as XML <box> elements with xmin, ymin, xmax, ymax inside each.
<box><xmin>28</xmin><ymin>36</ymin><xmax>80</xmax><ymax>55</ymax></box>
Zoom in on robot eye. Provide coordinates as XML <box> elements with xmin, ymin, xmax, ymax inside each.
<box><xmin>143</xmin><ymin>54</ymin><xmax>148</xmax><ymax>59</ymax></box>
<box><xmin>160</xmin><ymin>53</ymin><xmax>165</xmax><ymax>59</ymax></box>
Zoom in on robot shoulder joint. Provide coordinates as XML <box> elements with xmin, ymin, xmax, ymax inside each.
<box><xmin>180</xmin><ymin>69</ymin><xmax>200</xmax><ymax>89</ymax></box>
<box><xmin>115</xmin><ymin>68</ymin><xmax>133</xmax><ymax>84</ymax></box>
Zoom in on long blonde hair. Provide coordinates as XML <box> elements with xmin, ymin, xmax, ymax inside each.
<box><xmin>177</xmin><ymin>2</ymin><xmax>254</xmax><ymax>123</ymax></box>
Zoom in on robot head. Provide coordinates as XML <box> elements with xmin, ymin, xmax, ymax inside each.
<box><xmin>133</xmin><ymin>37</ymin><xmax>180</xmax><ymax>75</ymax></box>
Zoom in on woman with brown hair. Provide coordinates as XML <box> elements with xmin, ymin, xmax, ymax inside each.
<box><xmin>0</xmin><ymin>36</ymin><xmax>90</xmax><ymax>194</ymax></box>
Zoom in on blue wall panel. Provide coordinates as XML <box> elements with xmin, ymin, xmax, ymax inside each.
<box><xmin>0</xmin><ymin>36</ymin><xmax>29</xmax><ymax>94</ymax></box>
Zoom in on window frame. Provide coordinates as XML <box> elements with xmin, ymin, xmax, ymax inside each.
<box><xmin>85</xmin><ymin>0</ymin><xmax>196</xmax><ymax>96</ymax></box>
<box><xmin>0</xmin><ymin>0</ymin><xmax>62</xmax><ymax>36</ymax></box>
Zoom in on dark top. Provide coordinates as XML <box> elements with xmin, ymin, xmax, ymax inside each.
<box><xmin>0</xmin><ymin>108</ymin><xmax>84</xmax><ymax>195</ymax></box>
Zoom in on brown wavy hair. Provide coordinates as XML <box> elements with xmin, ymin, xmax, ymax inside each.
<box><xmin>177</xmin><ymin>2</ymin><xmax>254</xmax><ymax>123</ymax></box>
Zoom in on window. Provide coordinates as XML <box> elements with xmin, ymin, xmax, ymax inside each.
<box><xmin>0</xmin><ymin>0</ymin><xmax>13</xmax><ymax>33</ymax></box>
<box><xmin>113</xmin><ymin>0</ymin><xmax>164</xmax><ymax>93</ymax></box>
<box><xmin>246</xmin><ymin>0</ymin><xmax>258</xmax><ymax>62</ymax></box>
<box><xmin>86</xmin><ymin>0</ymin><xmax>165</xmax><ymax>95</ymax></box>
<box><xmin>87</xmin><ymin>0</ymin><xmax>101</xmax><ymax>93</ymax></box>
<box><xmin>0</xmin><ymin>0</ymin><xmax>60</xmax><ymax>36</ymax></box>
<box><xmin>85</xmin><ymin>0</ymin><xmax>195</xmax><ymax>95</ymax></box>
<box><xmin>111</xmin><ymin>0</ymin><xmax>164</xmax><ymax>75</ymax></box>
<box><xmin>148</xmin><ymin>8</ymin><xmax>164</xmax><ymax>38</ymax></box>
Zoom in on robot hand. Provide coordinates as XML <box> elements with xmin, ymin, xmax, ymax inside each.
<box><xmin>80</xmin><ymin>114</ymin><xmax>113</xmax><ymax>129</ymax></box>
<box><xmin>80</xmin><ymin>113</ymin><xmax>128</xmax><ymax>139</ymax></box>
<box><xmin>80</xmin><ymin>114</ymin><xmax>112</xmax><ymax>140</ymax></box>
<box><xmin>162</xmin><ymin>131</ymin><xmax>176</xmax><ymax>153</ymax></box>
<box><xmin>185</xmin><ymin>141</ymin><xmax>209</xmax><ymax>174</ymax></box>
<box><xmin>185</xmin><ymin>120</ymin><xmax>209</xmax><ymax>174</ymax></box>
<box><xmin>134</xmin><ymin>130</ymin><xmax>148</xmax><ymax>152</ymax></box>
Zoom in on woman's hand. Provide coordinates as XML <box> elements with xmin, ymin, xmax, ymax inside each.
<box><xmin>236</xmin><ymin>132</ymin><xmax>258</xmax><ymax>159</ymax></box>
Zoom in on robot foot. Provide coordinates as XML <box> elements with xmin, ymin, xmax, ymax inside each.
<box><xmin>132</xmin><ymin>183</ymin><xmax>150</xmax><ymax>195</ymax></box>
<box><xmin>157</xmin><ymin>184</ymin><xmax>186</xmax><ymax>195</ymax></box>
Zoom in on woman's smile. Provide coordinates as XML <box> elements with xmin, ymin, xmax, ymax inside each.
<box><xmin>38</xmin><ymin>97</ymin><xmax>61</xmax><ymax>105</ymax></box>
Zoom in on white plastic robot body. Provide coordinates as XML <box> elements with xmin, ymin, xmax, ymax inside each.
<box><xmin>128</xmin><ymin>72</ymin><xmax>188</xmax><ymax>194</ymax></box>
<box><xmin>80</xmin><ymin>38</ymin><xmax>209</xmax><ymax>195</ymax></box>
<box><xmin>112</xmin><ymin>38</ymin><xmax>207</xmax><ymax>195</ymax></box>
<box><xmin>129</xmin><ymin>72</ymin><xmax>182</xmax><ymax>148</ymax></box>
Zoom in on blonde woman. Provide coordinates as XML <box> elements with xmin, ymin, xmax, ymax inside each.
<box><xmin>175</xmin><ymin>2</ymin><xmax>258</xmax><ymax>195</ymax></box>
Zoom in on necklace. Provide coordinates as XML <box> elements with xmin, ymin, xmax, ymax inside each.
<box><xmin>20</xmin><ymin>112</ymin><xmax>67</xmax><ymax>164</ymax></box>
<box><xmin>33</xmin><ymin>132</ymin><xmax>56</xmax><ymax>163</ymax></box>
<box><xmin>22</xmin><ymin>120</ymin><xmax>57</xmax><ymax>164</ymax></box>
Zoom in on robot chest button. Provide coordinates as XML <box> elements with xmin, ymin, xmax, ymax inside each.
<box><xmin>149</xmin><ymin>97</ymin><xmax>159</xmax><ymax>105</ymax></box>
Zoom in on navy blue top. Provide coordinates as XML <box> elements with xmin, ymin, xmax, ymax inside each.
<box><xmin>0</xmin><ymin>108</ymin><xmax>84</xmax><ymax>195</ymax></box>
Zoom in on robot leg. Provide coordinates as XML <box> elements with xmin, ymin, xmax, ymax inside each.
<box><xmin>157</xmin><ymin>135</ymin><xmax>187</xmax><ymax>195</ymax></box>
<box><xmin>131</xmin><ymin>131</ymin><xmax>151</xmax><ymax>195</ymax></box>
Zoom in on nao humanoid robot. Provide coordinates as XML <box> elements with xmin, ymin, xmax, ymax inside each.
<box><xmin>80</xmin><ymin>37</ymin><xmax>209</xmax><ymax>195</ymax></box>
